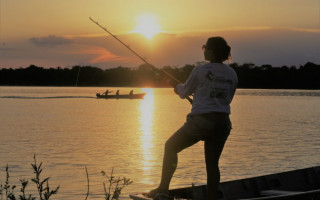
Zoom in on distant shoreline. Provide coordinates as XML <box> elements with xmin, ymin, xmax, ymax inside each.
<box><xmin>1</xmin><ymin>62</ymin><xmax>320</xmax><ymax>89</ymax></box>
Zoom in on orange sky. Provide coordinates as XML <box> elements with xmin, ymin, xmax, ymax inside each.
<box><xmin>0</xmin><ymin>0</ymin><xmax>319</xmax><ymax>68</ymax></box>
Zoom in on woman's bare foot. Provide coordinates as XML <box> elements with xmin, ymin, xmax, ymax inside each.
<box><xmin>143</xmin><ymin>188</ymin><xmax>169</xmax><ymax>198</ymax></box>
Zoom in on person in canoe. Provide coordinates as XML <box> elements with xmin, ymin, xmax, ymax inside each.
<box><xmin>103</xmin><ymin>89</ymin><xmax>113</xmax><ymax>96</ymax></box>
<box><xmin>145</xmin><ymin>37</ymin><xmax>238</xmax><ymax>200</ymax></box>
<box><xmin>129</xmin><ymin>90</ymin><xmax>134</xmax><ymax>96</ymax></box>
<box><xmin>116</xmin><ymin>90</ymin><xmax>120</xmax><ymax>96</ymax></box>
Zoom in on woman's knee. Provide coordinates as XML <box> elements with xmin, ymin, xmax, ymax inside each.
<box><xmin>164</xmin><ymin>140</ymin><xmax>178</xmax><ymax>154</ymax></box>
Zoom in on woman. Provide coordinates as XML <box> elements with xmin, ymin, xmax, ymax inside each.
<box><xmin>146</xmin><ymin>37</ymin><xmax>238</xmax><ymax>200</ymax></box>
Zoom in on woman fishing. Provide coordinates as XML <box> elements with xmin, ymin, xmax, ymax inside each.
<box><xmin>146</xmin><ymin>37</ymin><xmax>238</xmax><ymax>200</ymax></box>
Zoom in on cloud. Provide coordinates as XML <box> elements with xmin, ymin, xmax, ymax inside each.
<box><xmin>88</xmin><ymin>48</ymin><xmax>129</xmax><ymax>64</ymax></box>
<box><xmin>0</xmin><ymin>47</ymin><xmax>15</xmax><ymax>51</ymax></box>
<box><xmin>1</xmin><ymin>27</ymin><xmax>319</xmax><ymax>69</ymax></box>
<box><xmin>30</xmin><ymin>35</ymin><xmax>74</xmax><ymax>47</ymax></box>
<box><xmin>66</xmin><ymin>45</ymin><xmax>131</xmax><ymax>64</ymax></box>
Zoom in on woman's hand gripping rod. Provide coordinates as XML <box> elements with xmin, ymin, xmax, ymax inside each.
<box><xmin>89</xmin><ymin>17</ymin><xmax>193</xmax><ymax>104</ymax></box>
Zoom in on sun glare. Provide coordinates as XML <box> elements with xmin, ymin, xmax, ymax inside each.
<box><xmin>133</xmin><ymin>14</ymin><xmax>161</xmax><ymax>40</ymax></box>
<box><xmin>139</xmin><ymin>88</ymin><xmax>155</xmax><ymax>182</ymax></box>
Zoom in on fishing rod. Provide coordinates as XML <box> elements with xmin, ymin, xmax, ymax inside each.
<box><xmin>89</xmin><ymin>17</ymin><xmax>193</xmax><ymax>104</ymax></box>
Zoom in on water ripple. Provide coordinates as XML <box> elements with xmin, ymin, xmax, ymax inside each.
<box><xmin>0</xmin><ymin>96</ymin><xmax>96</xmax><ymax>99</ymax></box>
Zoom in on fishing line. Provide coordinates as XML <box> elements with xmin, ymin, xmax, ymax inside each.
<box><xmin>75</xmin><ymin>66</ymin><xmax>81</xmax><ymax>86</ymax></box>
<box><xmin>89</xmin><ymin>17</ymin><xmax>193</xmax><ymax>104</ymax></box>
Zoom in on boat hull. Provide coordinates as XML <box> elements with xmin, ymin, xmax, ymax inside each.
<box><xmin>168</xmin><ymin>166</ymin><xmax>320</xmax><ymax>200</ymax></box>
<box><xmin>96</xmin><ymin>93</ymin><xmax>146</xmax><ymax>99</ymax></box>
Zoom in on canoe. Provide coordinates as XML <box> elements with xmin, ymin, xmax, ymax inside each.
<box><xmin>167</xmin><ymin>166</ymin><xmax>320</xmax><ymax>200</ymax></box>
<box><xmin>96</xmin><ymin>93</ymin><xmax>146</xmax><ymax>99</ymax></box>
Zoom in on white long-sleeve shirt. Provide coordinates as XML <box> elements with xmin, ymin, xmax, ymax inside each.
<box><xmin>176</xmin><ymin>62</ymin><xmax>238</xmax><ymax>115</ymax></box>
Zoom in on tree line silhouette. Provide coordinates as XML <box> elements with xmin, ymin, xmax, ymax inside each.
<box><xmin>0</xmin><ymin>62</ymin><xmax>319</xmax><ymax>89</ymax></box>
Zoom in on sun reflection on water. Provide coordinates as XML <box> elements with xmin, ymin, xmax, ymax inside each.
<box><xmin>139</xmin><ymin>88</ymin><xmax>155</xmax><ymax>184</ymax></box>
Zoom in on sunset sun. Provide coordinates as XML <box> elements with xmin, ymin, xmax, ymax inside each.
<box><xmin>133</xmin><ymin>14</ymin><xmax>161</xmax><ymax>39</ymax></box>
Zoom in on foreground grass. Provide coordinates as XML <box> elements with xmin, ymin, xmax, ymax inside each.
<box><xmin>0</xmin><ymin>155</ymin><xmax>132</xmax><ymax>200</ymax></box>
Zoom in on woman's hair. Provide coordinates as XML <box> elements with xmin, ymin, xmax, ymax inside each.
<box><xmin>206</xmin><ymin>37</ymin><xmax>231</xmax><ymax>62</ymax></box>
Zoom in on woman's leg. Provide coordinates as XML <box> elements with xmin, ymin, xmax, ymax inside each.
<box><xmin>159</xmin><ymin>128</ymin><xmax>199</xmax><ymax>190</ymax></box>
<box><xmin>147</xmin><ymin>123</ymin><xmax>199</xmax><ymax>197</ymax></box>
<box><xmin>204</xmin><ymin>126</ymin><xmax>230</xmax><ymax>200</ymax></box>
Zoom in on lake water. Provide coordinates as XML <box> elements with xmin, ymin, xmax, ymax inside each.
<box><xmin>1</xmin><ymin>87</ymin><xmax>320</xmax><ymax>199</ymax></box>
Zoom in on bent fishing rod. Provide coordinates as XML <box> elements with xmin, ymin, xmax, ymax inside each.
<box><xmin>89</xmin><ymin>17</ymin><xmax>193</xmax><ymax>104</ymax></box>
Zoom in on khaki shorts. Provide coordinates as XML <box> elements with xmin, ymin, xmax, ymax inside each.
<box><xmin>181</xmin><ymin>112</ymin><xmax>231</xmax><ymax>141</ymax></box>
